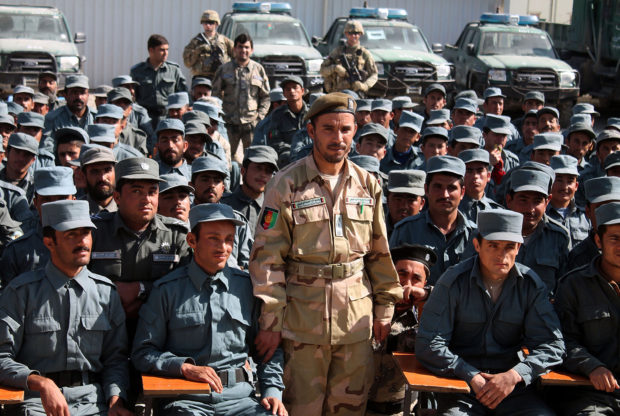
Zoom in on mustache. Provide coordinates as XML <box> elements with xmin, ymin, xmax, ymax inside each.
<box><xmin>73</xmin><ymin>246</ymin><xmax>90</xmax><ymax>253</ymax></box>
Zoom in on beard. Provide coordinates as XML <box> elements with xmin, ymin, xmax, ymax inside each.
<box><xmin>87</xmin><ymin>181</ymin><xmax>114</xmax><ymax>202</ymax></box>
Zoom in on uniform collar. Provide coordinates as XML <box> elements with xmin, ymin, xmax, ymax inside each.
<box><xmin>424</xmin><ymin>209</ymin><xmax>468</xmax><ymax>233</ymax></box>
<box><xmin>235</xmin><ymin>185</ymin><xmax>263</xmax><ymax>206</ymax></box>
<box><xmin>303</xmin><ymin>152</ymin><xmax>354</xmax><ymax>188</ymax></box>
<box><xmin>44</xmin><ymin>260</ymin><xmax>95</xmax><ymax>293</ymax></box>
<box><xmin>188</xmin><ymin>259</ymin><xmax>229</xmax><ymax>291</ymax></box>
<box><xmin>469</xmin><ymin>255</ymin><xmax>522</xmax><ymax>288</ymax></box>
<box><xmin>113</xmin><ymin>211</ymin><xmax>166</xmax><ymax>235</ymax></box>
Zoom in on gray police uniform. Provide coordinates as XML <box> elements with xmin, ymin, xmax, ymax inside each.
<box><xmin>127</xmin><ymin>103</ymin><xmax>155</xmax><ymax>138</ymax></box>
<box><xmin>266</xmin><ymin>102</ymin><xmax>308</xmax><ymax>166</ymax></box>
<box><xmin>0</xmin><ymin>168</ymin><xmax>34</xmax><ymax>205</ymax></box>
<box><xmin>158</xmin><ymin>159</ymin><xmax>192</xmax><ymax>181</ymax></box>
<box><xmin>546</xmin><ymin>201</ymin><xmax>591</xmax><ymax>247</ymax></box>
<box><xmin>80</xmin><ymin>193</ymin><xmax>118</xmax><ymax>216</ymax></box>
<box><xmin>415</xmin><ymin>256</ymin><xmax>564</xmax><ymax>416</ymax></box>
<box><xmin>43</xmin><ymin>105</ymin><xmax>96</xmax><ymax>136</ymax></box>
<box><xmin>566</xmin><ymin>232</ymin><xmax>599</xmax><ymax>271</ymax></box>
<box><xmin>0</xmin><ymin>262</ymin><xmax>129</xmax><ymax>415</ymax></box>
<box><xmin>131</xmin><ymin>261</ymin><xmax>284</xmax><ymax>415</ymax></box>
<box><xmin>221</xmin><ymin>188</ymin><xmax>263</xmax><ymax>237</ymax></box>
<box><xmin>119</xmin><ymin>124</ymin><xmax>148</xmax><ymax>156</ymax></box>
<box><xmin>89</xmin><ymin>212</ymin><xmax>191</xmax><ymax>285</ymax></box>
<box><xmin>515</xmin><ymin>215</ymin><xmax>571</xmax><ymax>295</ymax></box>
<box><xmin>379</xmin><ymin>146</ymin><xmax>422</xmax><ymax>176</ymax></box>
<box><xmin>474</xmin><ymin>115</ymin><xmax>521</xmax><ymax>143</ymax></box>
<box><xmin>289</xmin><ymin>128</ymin><xmax>313</xmax><ymax>163</ymax></box>
<box><xmin>113</xmin><ymin>142</ymin><xmax>143</xmax><ymax>162</ymax></box>
<box><xmin>389</xmin><ymin>211</ymin><xmax>477</xmax><ymax>285</ymax></box>
<box><xmin>0</xmin><ymin>180</ymin><xmax>34</xmax><ymax>223</ymax></box>
<box><xmin>130</xmin><ymin>60</ymin><xmax>188</xmax><ymax>124</ymax></box>
<box><xmin>458</xmin><ymin>194</ymin><xmax>503</xmax><ymax>225</ymax></box>
<box><xmin>0</xmin><ymin>222</ymin><xmax>47</xmax><ymax>287</ymax></box>
<box><xmin>251</xmin><ymin>113</ymin><xmax>271</xmax><ymax>146</ymax></box>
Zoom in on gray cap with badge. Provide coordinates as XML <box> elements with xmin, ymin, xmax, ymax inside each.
<box><xmin>41</xmin><ymin>200</ymin><xmax>96</xmax><ymax>231</ymax></box>
<box><xmin>192</xmin><ymin>155</ymin><xmax>229</xmax><ymax>178</ymax></box>
<box><xmin>398</xmin><ymin>110</ymin><xmax>423</xmax><ymax>132</ymax></box>
<box><xmin>189</xmin><ymin>203</ymin><xmax>244</xmax><ymax>229</ymax></box>
<box><xmin>156</xmin><ymin>118</ymin><xmax>185</xmax><ymax>136</ymax></box>
<box><xmin>8</xmin><ymin>133</ymin><xmax>38</xmax><ymax>155</ymax></box>
<box><xmin>426</xmin><ymin>155</ymin><xmax>466</xmax><ymax>177</ymax></box>
<box><xmin>65</xmin><ymin>74</ymin><xmax>89</xmax><ymax>90</ymax></box>
<box><xmin>585</xmin><ymin>176</ymin><xmax>620</xmax><ymax>204</ymax></box>
<box><xmin>595</xmin><ymin>202</ymin><xmax>620</xmax><ymax>227</ymax></box>
<box><xmin>34</xmin><ymin>166</ymin><xmax>77</xmax><ymax>196</ymax></box>
<box><xmin>532</xmin><ymin>133</ymin><xmax>563</xmax><ymax>151</ymax></box>
<box><xmin>510</xmin><ymin>169</ymin><xmax>551</xmax><ymax>196</ymax></box>
<box><xmin>390</xmin><ymin>244</ymin><xmax>437</xmax><ymax>274</ymax></box>
<box><xmin>159</xmin><ymin>173</ymin><xmax>195</xmax><ymax>194</ymax></box>
<box><xmin>484</xmin><ymin>114</ymin><xmax>511</xmax><ymax>135</ymax></box>
<box><xmin>115</xmin><ymin>157</ymin><xmax>163</xmax><ymax>182</ymax></box>
<box><xmin>550</xmin><ymin>155</ymin><xmax>579</xmax><ymax>176</ymax></box>
<box><xmin>387</xmin><ymin>169</ymin><xmax>425</xmax><ymax>196</ymax></box>
<box><xmin>477</xmin><ymin>209</ymin><xmax>524</xmax><ymax>243</ymax></box>
<box><xmin>244</xmin><ymin>145</ymin><xmax>279</xmax><ymax>171</ymax></box>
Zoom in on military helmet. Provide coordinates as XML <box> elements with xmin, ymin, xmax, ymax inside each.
<box><xmin>201</xmin><ymin>9</ymin><xmax>220</xmax><ymax>24</ymax></box>
<box><xmin>344</xmin><ymin>20</ymin><xmax>364</xmax><ymax>35</ymax></box>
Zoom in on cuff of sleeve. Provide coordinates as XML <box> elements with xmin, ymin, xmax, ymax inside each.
<box><xmin>582</xmin><ymin>358</ymin><xmax>606</xmax><ymax>377</ymax></box>
<box><xmin>262</xmin><ymin>386</ymin><xmax>283</xmax><ymax>401</ymax></box>
<box><xmin>104</xmin><ymin>386</ymin><xmax>125</xmax><ymax>402</ymax></box>
<box><xmin>512</xmin><ymin>362</ymin><xmax>532</xmax><ymax>386</ymax></box>
<box><xmin>454</xmin><ymin>360</ymin><xmax>480</xmax><ymax>383</ymax></box>
<box><xmin>22</xmin><ymin>369</ymin><xmax>40</xmax><ymax>391</ymax></box>
<box><xmin>259</xmin><ymin>311</ymin><xmax>284</xmax><ymax>332</ymax></box>
<box><xmin>166</xmin><ymin>357</ymin><xmax>195</xmax><ymax>377</ymax></box>
<box><xmin>374</xmin><ymin>304</ymin><xmax>394</xmax><ymax>322</ymax></box>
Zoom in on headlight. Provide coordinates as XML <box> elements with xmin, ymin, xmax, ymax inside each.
<box><xmin>307</xmin><ymin>59</ymin><xmax>322</xmax><ymax>73</ymax></box>
<box><xmin>58</xmin><ymin>56</ymin><xmax>80</xmax><ymax>72</ymax></box>
<box><xmin>436</xmin><ymin>64</ymin><xmax>451</xmax><ymax>79</ymax></box>
<box><xmin>376</xmin><ymin>63</ymin><xmax>385</xmax><ymax>76</ymax></box>
<box><xmin>559</xmin><ymin>71</ymin><xmax>577</xmax><ymax>87</ymax></box>
<box><xmin>488</xmin><ymin>69</ymin><xmax>507</xmax><ymax>82</ymax></box>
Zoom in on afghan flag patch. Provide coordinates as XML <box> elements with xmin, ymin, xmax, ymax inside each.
<box><xmin>261</xmin><ymin>208</ymin><xmax>279</xmax><ymax>230</ymax></box>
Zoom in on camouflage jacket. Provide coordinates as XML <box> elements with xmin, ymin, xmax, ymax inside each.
<box><xmin>320</xmin><ymin>44</ymin><xmax>378</xmax><ymax>94</ymax></box>
<box><xmin>249</xmin><ymin>154</ymin><xmax>402</xmax><ymax>345</ymax></box>
<box><xmin>212</xmin><ymin>59</ymin><xmax>270</xmax><ymax>126</ymax></box>
<box><xmin>183</xmin><ymin>32</ymin><xmax>234</xmax><ymax>78</ymax></box>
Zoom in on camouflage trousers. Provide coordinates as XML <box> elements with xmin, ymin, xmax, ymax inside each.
<box><xmin>226</xmin><ymin>122</ymin><xmax>254</xmax><ymax>164</ymax></box>
<box><xmin>282</xmin><ymin>339</ymin><xmax>374</xmax><ymax>416</ymax></box>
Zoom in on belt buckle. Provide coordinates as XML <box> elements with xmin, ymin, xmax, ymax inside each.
<box><xmin>332</xmin><ymin>264</ymin><xmax>344</xmax><ymax>279</ymax></box>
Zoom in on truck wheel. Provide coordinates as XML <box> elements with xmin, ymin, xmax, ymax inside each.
<box><xmin>557</xmin><ymin>99</ymin><xmax>576</xmax><ymax>128</ymax></box>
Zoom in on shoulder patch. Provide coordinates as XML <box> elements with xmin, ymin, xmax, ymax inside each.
<box><xmin>260</xmin><ymin>207</ymin><xmax>279</xmax><ymax>230</ymax></box>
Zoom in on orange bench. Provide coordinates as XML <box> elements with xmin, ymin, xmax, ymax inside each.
<box><xmin>0</xmin><ymin>386</ymin><xmax>23</xmax><ymax>404</ymax></box>
<box><xmin>142</xmin><ymin>374</ymin><xmax>211</xmax><ymax>416</ymax></box>
<box><xmin>540</xmin><ymin>369</ymin><xmax>591</xmax><ymax>386</ymax></box>
<box><xmin>392</xmin><ymin>352</ymin><xmax>470</xmax><ymax>416</ymax></box>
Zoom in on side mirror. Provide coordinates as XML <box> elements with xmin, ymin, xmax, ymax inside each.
<box><xmin>311</xmin><ymin>36</ymin><xmax>321</xmax><ymax>46</ymax></box>
<box><xmin>74</xmin><ymin>32</ymin><xmax>86</xmax><ymax>44</ymax></box>
<box><xmin>466</xmin><ymin>43</ymin><xmax>475</xmax><ymax>55</ymax></box>
<box><xmin>432</xmin><ymin>43</ymin><xmax>444</xmax><ymax>54</ymax></box>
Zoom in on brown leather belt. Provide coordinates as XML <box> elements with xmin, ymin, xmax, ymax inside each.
<box><xmin>215</xmin><ymin>367</ymin><xmax>248</xmax><ymax>387</ymax></box>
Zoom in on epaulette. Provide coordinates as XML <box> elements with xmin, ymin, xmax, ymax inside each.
<box><xmin>8</xmin><ymin>269</ymin><xmax>44</xmax><ymax>288</ymax></box>
<box><xmin>91</xmin><ymin>210</ymin><xmax>115</xmax><ymax>222</ymax></box>
<box><xmin>0</xmin><ymin>180</ymin><xmax>26</xmax><ymax>196</ymax></box>
<box><xmin>233</xmin><ymin>209</ymin><xmax>248</xmax><ymax>223</ymax></box>
<box><xmin>43</xmin><ymin>105</ymin><xmax>63</xmax><ymax>122</ymax></box>
<box><xmin>514</xmin><ymin>262</ymin><xmax>546</xmax><ymax>289</ymax></box>
<box><xmin>545</xmin><ymin>216</ymin><xmax>570</xmax><ymax>240</ymax></box>
<box><xmin>154</xmin><ymin>266</ymin><xmax>188</xmax><ymax>287</ymax></box>
<box><xmin>159</xmin><ymin>214</ymin><xmax>190</xmax><ymax>230</ymax></box>
<box><xmin>230</xmin><ymin>267</ymin><xmax>250</xmax><ymax>280</ymax></box>
<box><xmin>166</xmin><ymin>61</ymin><xmax>181</xmax><ymax>68</ymax></box>
<box><xmin>393</xmin><ymin>212</ymin><xmax>423</xmax><ymax>229</ymax></box>
<box><xmin>89</xmin><ymin>272</ymin><xmax>116</xmax><ymax>287</ymax></box>
<box><xmin>130</xmin><ymin>61</ymin><xmax>145</xmax><ymax>71</ymax></box>
<box><xmin>5</xmin><ymin>228</ymin><xmax>35</xmax><ymax>246</ymax></box>
<box><xmin>436</xmin><ymin>256</ymin><xmax>476</xmax><ymax>288</ymax></box>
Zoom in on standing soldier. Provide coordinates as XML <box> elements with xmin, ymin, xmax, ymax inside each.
<box><xmin>320</xmin><ymin>21</ymin><xmax>378</xmax><ymax>96</ymax></box>
<box><xmin>249</xmin><ymin>93</ymin><xmax>402</xmax><ymax>415</ymax></box>
<box><xmin>212</xmin><ymin>33</ymin><xmax>270</xmax><ymax>160</ymax></box>
<box><xmin>183</xmin><ymin>10</ymin><xmax>234</xmax><ymax>80</ymax></box>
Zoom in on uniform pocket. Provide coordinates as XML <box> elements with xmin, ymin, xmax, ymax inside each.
<box><xmin>169</xmin><ymin>311</ymin><xmax>205</xmax><ymax>351</ymax></box>
<box><xmin>159</xmin><ymin>77</ymin><xmax>176</xmax><ymax>95</ymax></box>
<box><xmin>577</xmin><ymin>305</ymin><xmax>613</xmax><ymax>346</ymax></box>
<box><xmin>79</xmin><ymin>315</ymin><xmax>111</xmax><ymax>355</ymax></box>
<box><xmin>25</xmin><ymin>316</ymin><xmax>62</xmax><ymax>359</ymax></box>
<box><xmin>344</xmin><ymin>201</ymin><xmax>374</xmax><ymax>254</ymax></box>
<box><xmin>346</xmin><ymin>274</ymin><xmax>372</xmax><ymax>332</ymax></box>
<box><xmin>493</xmin><ymin>310</ymin><xmax>524</xmax><ymax>347</ymax></box>
<box><xmin>283</xmin><ymin>283</ymin><xmax>325</xmax><ymax>336</ymax></box>
<box><xmin>291</xmin><ymin>203</ymin><xmax>331</xmax><ymax>256</ymax></box>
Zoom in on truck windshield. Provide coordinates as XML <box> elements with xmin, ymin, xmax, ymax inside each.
<box><xmin>479</xmin><ymin>31</ymin><xmax>556</xmax><ymax>58</ymax></box>
<box><xmin>232</xmin><ymin>20</ymin><xmax>311</xmax><ymax>47</ymax></box>
<box><xmin>0</xmin><ymin>13</ymin><xmax>70</xmax><ymax>42</ymax></box>
<box><xmin>360</xmin><ymin>25</ymin><xmax>429</xmax><ymax>51</ymax></box>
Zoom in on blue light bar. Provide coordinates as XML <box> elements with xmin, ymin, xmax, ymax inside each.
<box><xmin>232</xmin><ymin>2</ymin><xmax>292</xmax><ymax>14</ymax></box>
<box><xmin>349</xmin><ymin>7</ymin><xmax>408</xmax><ymax>20</ymax></box>
<box><xmin>518</xmin><ymin>15</ymin><xmax>539</xmax><ymax>25</ymax></box>
<box><xmin>480</xmin><ymin>13</ymin><xmax>519</xmax><ymax>25</ymax></box>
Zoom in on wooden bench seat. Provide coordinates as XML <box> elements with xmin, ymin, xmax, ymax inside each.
<box><xmin>0</xmin><ymin>386</ymin><xmax>23</xmax><ymax>404</ymax></box>
<box><xmin>540</xmin><ymin>369</ymin><xmax>591</xmax><ymax>386</ymax></box>
<box><xmin>142</xmin><ymin>374</ymin><xmax>211</xmax><ymax>416</ymax></box>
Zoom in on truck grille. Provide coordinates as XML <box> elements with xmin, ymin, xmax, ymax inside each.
<box><xmin>261</xmin><ymin>56</ymin><xmax>305</xmax><ymax>78</ymax></box>
<box><xmin>391</xmin><ymin>62</ymin><xmax>436</xmax><ymax>83</ymax></box>
<box><xmin>512</xmin><ymin>69</ymin><xmax>558</xmax><ymax>89</ymax></box>
<box><xmin>6</xmin><ymin>52</ymin><xmax>56</xmax><ymax>73</ymax></box>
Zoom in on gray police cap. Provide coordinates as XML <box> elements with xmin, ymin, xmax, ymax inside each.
<box><xmin>0</xmin><ymin>113</ymin><xmax>15</xmax><ymax>127</ymax></box>
<box><xmin>8</xmin><ymin>132</ymin><xmax>38</xmax><ymax>155</ymax></box>
<box><xmin>422</xmin><ymin>126</ymin><xmax>449</xmax><ymax>141</ymax></box>
<box><xmin>604</xmin><ymin>152</ymin><xmax>620</xmax><ymax>171</ymax></box>
<box><xmin>568</xmin><ymin>122</ymin><xmax>595</xmax><ymax>140</ymax></box>
<box><xmin>359</xmin><ymin>123</ymin><xmax>389</xmax><ymax>144</ymax></box>
<box><xmin>398</xmin><ymin>110</ymin><xmax>424</xmax><ymax>132</ymax></box>
<box><xmin>245</xmin><ymin>145</ymin><xmax>279</xmax><ymax>170</ymax></box>
<box><xmin>112</xmin><ymin>75</ymin><xmax>139</xmax><ymax>87</ymax></box>
<box><xmin>107</xmin><ymin>87</ymin><xmax>133</xmax><ymax>103</ymax></box>
<box><xmin>355</xmin><ymin>99</ymin><xmax>372</xmax><ymax>112</ymax></box>
<box><xmin>532</xmin><ymin>133</ymin><xmax>563</xmax><ymax>151</ymax></box>
<box><xmin>280</xmin><ymin>75</ymin><xmax>303</xmax><ymax>88</ymax></box>
<box><xmin>524</xmin><ymin>91</ymin><xmax>545</xmax><ymax>104</ymax></box>
<box><xmin>520</xmin><ymin>161</ymin><xmax>556</xmax><ymax>190</ymax></box>
<box><xmin>450</xmin><ymin>125</ymin><xmax>482</xmax><ymax>146</ymax></box>
<box><xmin>13</xmin><ymin>85</ymin><xmax>34</xmax><ymax>96</ymax></box>
<box><xmin>392</xmin><ymin>96</ymin><xmax>414</xmax><ymax>109</ymax></box>
<box><xmin>189</xmin><ymin>203</ymin><xmax>244</xmax><ymax>229</ymax></box>
<box><xmin>80</xmin><ymin>145</ymin><xmax>116</xmax><ymax>167</ymax></box>
<box><xmin>483</xmin><ymin>87</ymin><xmax>506</xmax><ymax>99</ymax></box>
<box><xmin>484</xmin><ymin>114</ymin><xmax>511</xmax><ymax>135</ymax></box>
<box><xmin>17</xmin><ymin>111</ymin><xmax>44</xmax><ymax>128</ymax></box>
<box><xmin>341</xmin><ymin>89</ymin><xmax>359</xmax><ymax>100</ymax></box>
<box><xmin>184</xmin><ymin>120</ymin><xmax>210</xmax><ymax>137</ymax></box>
<box><xmin>34</xmin><ymin>166</ymin><xmax>77</xmax><ymax>196</ymax></box>
<box><xmin>65</xmin><ymin>74</ymin><xmax>89</xmax><ymax>89</ymax></box>
<box><xmin>371</xmin><ymin>99</ymin><xmax>392</xmax><ymax>112</ymax></box>
<box><xmin>159</xmin><ymin>173</ymin><xmax>195</xmax><ymax>194</ymax></box>
<box><xmin>606</xmin><ymin>117</ymin><xmax>620</xmax><ymax>130</ymax></box>
<box><xmin>537</xmin><ymin>106</ymin><xmax>560</xmax><ymax>120</ymax></box>
<box><xmin>166</xmin><ymin>92</ymin><xmax>190</xmax><ymax>110</ymax></box>
<box><xmin>87</xmin><ymin>124</ymin><xmax>115</xmax><ymax>144</ymax></box>
<box><xmin>95</xmin><ymin>104</ymin><xmax>124</xmax><ymax>120</ymax></box>
<box><xmin>459</xmin><ymin>148</ymin><xmax>490</xmax><ymax>165</ymax></box>
<box><xmin>477</xmin><ymin>209</ymin><xmax>524</xmax><ymax>243</ymax></box>
<box><xmin>115</xmin><ymin>157</ymin><xmax>163</xmax><ymax>182</ymax></box>
<box><xmin>510</xmin><ymin>169</ymin><xmax>550</xmax><ymax>196</ymax></box>
<box><xmin>191</xmin><ymin>155</ymin><xmax>229</xmax><ymax>178</ymax></box>
<box><xmin>269</xmin><ymin>88</ymin><xmax>285</xmax><ymax>102</ymax></box>
<box><xmin>192</xmin><ymin>102</ymin><xmax>223</xmax><ymax>123</ymax></box>
<box><xmin>424</xmin><ymin>83</ymin><xmax>446</xmax><ymax>97</ymax></box>
<box><xmin>191</xmin><ymin>77</ymin><xmax>212</xmax><ymax>89</ymax></box>
<box><xmin>427</xmin><ymin>109</ymin><xmax>451</xmax><ymax>125</ymax></box>
<box><xmin>350</xmin><ymin>155</ymin><xmax>381</xmax><ymax>175</ymax></box>
<box><xmin>585</xmin><ymin>176</ymin><xmax>620</xmax><ymax>204</ymax></box>
<box><xmin>571</xmin><ymin>114</ymin><xmax>591</xmax><ymax>125</ymax></box>
<box><xmin>41</xmin><ymin>200</ymin><xmax>96</xmax><ymax>231</ymax></box>
<box><xmin>387</xmin><ymin>169</ymin><xmax>425</xmax><ymax>196</ymax></box>
<box><xmin>426</xmin><ymin>155</ymin><xmax>466</xmax><ymax>177</ymax></box>
<box><xmin>7</xmin><ymin>102</ymin><xmax>23</xmax><ymax>115</ymax></box>
<box><xmin>183</xmin><ymin>111</ymin><xmax>211</xmax><ymax>127</ymax></box>
<box><xmin>33</xmin><ymin>92</ymin><xmax>49</xmax><ymax>105</ymax></box>
<box><xmin>595</xmin><ymin>202</ymin><xmax>620</xmax><ymax>227</ymax></box>
<box><xmin>156</xmin><ymin>118</ymin><xmax>185</xmax><ymax>136</ymax></box>
<box><xmin>596</xmin><ymin>129</ymin><xmax>620</xmax><ymax>148</ymax></box>
<box><xmin>0</xmin><ymin>102</ymin><xmax>8</xmax><ymax>116</ymax></box>
<box><xmin>92</xmin><ymin>85</ymin><xmax>112</xmax><ymax>98</ymax></box>
<box><xmin>453</xmin><ymin>97</ymin><xmax>477</xmax><ymax>114</ymax></box>
<box><xmin>572</xmin><ymin>102</ymin><xmax>599</xmax><ymax>117</ymax></box>
<box><xmin>550</xmin><ymin>155</ymin><xmax>578</xmax><ymax>176</ymax></box>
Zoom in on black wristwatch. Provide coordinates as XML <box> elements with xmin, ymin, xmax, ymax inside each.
<box><xmin>137</xmin><ymin>282</ymin><xmax>148</xmax><ymax>301</ymax></box>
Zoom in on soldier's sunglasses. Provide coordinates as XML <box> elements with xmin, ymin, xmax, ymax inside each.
<box><xmin>348</xmin><ymin>32</ymin><xmax>363</xmax><ymax>36</ymax></box>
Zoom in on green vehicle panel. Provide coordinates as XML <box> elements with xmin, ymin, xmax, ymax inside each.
<box><xmin>218</xmin><ymin>12</ymin><xmax>324</xmax><ymax>92</ymax></box>
<box><xmin>0</xmin><ymin>5</ymin><xmax>85</xmax><ymax>91</ymax></box>
<box><xmin>314</xmin><ymin>17</ymin><xmax>454</xmax><ymax>98</ymax></box>
<box><xmin>443</xmin><ymin>19</ymin><xmax>579</xmax><ymax>111</ymax></box>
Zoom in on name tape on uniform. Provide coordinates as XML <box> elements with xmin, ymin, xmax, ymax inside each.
<box><xmin>291</xmin><ymin>197</ymin><xmax>326</xmax><ymax>210</ymax></box>
<box><xmin>153</xmin><ymin>254</ymin><xmax>180</xmax><ymax>263</ymax></box>
<box><xmin>345</xmin><ymin>197</ymin><xmax>374</xmax><ymax>206</ymax></box>
<box><xmin>91</xmin><ymin>251</ymin><xmax>121</xmax><ymax>260</ymax></box>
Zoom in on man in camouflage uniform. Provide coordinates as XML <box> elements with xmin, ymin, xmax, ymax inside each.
<box><xmin>367</xmin><ymin>244</ymin><xmax>436</xmax><ymax>416</ymax></box>
<box><xmin>183</xmin><ymin>9</ymin><xmax>234</xmax><ymax>79</ymax></box>
<box><xmin>250</xmin><ymin>93</ymin><xmax>402</xmax><ymax>415</ymax></box>
<box><xmin>320</xmin><ymin>21</ymin><xmax>378</xmax><ymax>97</ymax></box>
<box><xmin>213</xmin><ymin>33</ymin><xmax>270</xmax><ymax>160</ymax></box>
